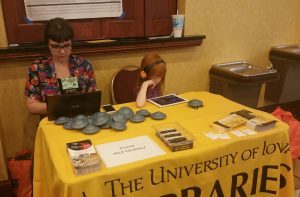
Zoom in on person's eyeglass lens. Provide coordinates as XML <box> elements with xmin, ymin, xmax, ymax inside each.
<box><xmin>49</xmin><ymin>43</ymin><xmax>72</xmax><ymax>51</ymax></box>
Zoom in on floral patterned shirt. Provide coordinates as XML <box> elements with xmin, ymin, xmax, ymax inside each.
<box><xmin>24</xmin><ymin>55</ymin><xmax>97</xmax><ymax>102</ymax></box>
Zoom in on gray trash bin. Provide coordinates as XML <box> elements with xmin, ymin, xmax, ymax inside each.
<box><xmin>265</xmin><ymin>45</ymin><xmax>300</xmax><ymax>103</ymax></box>
<box><xmin>209</xmin><ymin>61</ymin><xmax>279</xmax><ymax>107</ymax></box>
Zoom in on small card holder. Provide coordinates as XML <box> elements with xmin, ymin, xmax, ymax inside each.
<box><xmin>58</xmin><ymin>77</ymin><xmax>79</xmax><ymax>94</ymax></box>
<box><xmin>154</xmin><ymin>122</ymin><xmax>194</xmax><ymax>152</ymax></box>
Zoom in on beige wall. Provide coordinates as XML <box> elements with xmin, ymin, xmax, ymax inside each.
<box><xmin>1</xmin><ymin>0</ymin><xmax>300</xmax><ymax>157</ymax></box>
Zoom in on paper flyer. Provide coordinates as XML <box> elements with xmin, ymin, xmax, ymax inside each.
<box><xmin>96</xmin><ymin>135</ymin><xmax>165</xmax><ymax>168</ymax></box>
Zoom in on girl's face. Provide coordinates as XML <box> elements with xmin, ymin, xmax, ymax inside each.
<box><xmin>143</xmin><ymin>60</ymin><xmax>166</xmax><ymax>86</ymax></box>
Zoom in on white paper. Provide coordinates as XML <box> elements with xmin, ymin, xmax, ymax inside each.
<box><xmin>241</xmin><ymin>129</ymin><xmax>257</xmax><ymax>135</ymax></box>
<box><xmin>231</xmin><ymin>130</ymin><xmax>247</xmax><ymax>137</ymax></box>
<box><xmin>203</xmin><ymin>132</ymin><xmax>219</xmax><ymax>140</ymax></box>
<box><xmin>95</xmin><ymin>136</ymin><xmax>165</xmax><ymax>168</ymax></box>
<box><xmin>218</xmin><ymin>133</ymin><xmax>231</xmax><ymax>140</ymax></box>
<box><xmin>24</xmin><ymin>0</ymin><xmax>123</xmax><ymax>21</ymax></box>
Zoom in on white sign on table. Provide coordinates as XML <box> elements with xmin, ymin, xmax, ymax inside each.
<box><xmin>96</xmin><ymin>135</ymin><xmax>165</xmax><ymax>168</ymax></box>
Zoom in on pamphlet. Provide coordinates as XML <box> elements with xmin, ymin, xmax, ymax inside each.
<box><xmin>231</xmin><ymin>109</ymin><xmax>256</xmax><ymax>120</ymax></box>
<box><xmin>212</xmin><ymin>109</ymin><xmax>277</xmax><ymax>132</ymax></box>
<box><xmin>66</xmin><ymin>139</ymin><xmax>101</xmax><ymax>175</ymax></box>
<box><xmin>246</xmin><ymin>116</ymin><xmax>277</xmax><ymax>131</ymax></box>
<box><xmin>212</xmin><ymin>114</ymin><xmax>247</xmax><ymax>131</ymax></box>
<box><xmin>95</xmin><ymin>136</ymin><xmax>165</xmax><ymax>168</ymax></box>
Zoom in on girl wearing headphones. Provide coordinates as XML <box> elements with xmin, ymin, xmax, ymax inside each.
<box><xmin>136</xmin><ymin>53</ymin><xmax>167</xmax><ymax>107</ymax></box>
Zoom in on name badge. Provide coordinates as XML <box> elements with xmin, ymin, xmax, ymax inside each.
<box><xmin>59</xmin><ymin>77</ymin><xmax>79</xmax><ymax>94</ymax></box>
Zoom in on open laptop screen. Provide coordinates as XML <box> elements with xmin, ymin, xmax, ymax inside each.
<box><xmin>46</xmin><ymin>91</ymin><xmax>101</xmax><ymax>121</ymax></box>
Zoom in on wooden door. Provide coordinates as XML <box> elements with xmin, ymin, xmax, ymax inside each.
<box><xmin>101</xmin><ymin>0</ymin><xmax>144</xmax><ymax>38</ymax></box>
<box><xmin>145</xmin><ymin>0</ymin><xmax>177</xmax><ymax>37</ymax></box>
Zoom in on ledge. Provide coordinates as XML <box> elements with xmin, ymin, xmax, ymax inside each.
<box><xmin>0</xmin><ymin>35</ymin><xmax>206</xmax><ymax>60</ymax></box>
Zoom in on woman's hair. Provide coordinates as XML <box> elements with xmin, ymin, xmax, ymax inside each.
<box><xmin>137</xmin><ymin>53</ymin><xmax>167</xmax><ymax>95</ymax></box>
<box><xmin>44</xmin><ymin>17</ymin><xmax>74</xmax><ymax>43</ymax></box>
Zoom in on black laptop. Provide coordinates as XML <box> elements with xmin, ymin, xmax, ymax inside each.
<box><xmin>46</xmin><ymin>91</ymin><xmax>102</xmax><ymax>121</ymax></box>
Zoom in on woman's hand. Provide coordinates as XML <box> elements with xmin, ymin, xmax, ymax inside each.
<box><xmin>26</xmin><ymin>97</ymin><xmax>47</xmax><ymax>115</ymax></box>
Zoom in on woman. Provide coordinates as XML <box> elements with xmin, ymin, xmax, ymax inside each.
<box><xmin>136</xmin><ymin>53</ymin><xmax>167</xmax><ymax>107</ymax></box>
<box><xmin>24</xmin><ymin>17</ymin><xmax>97</xmax><ymax>115</ymax></box>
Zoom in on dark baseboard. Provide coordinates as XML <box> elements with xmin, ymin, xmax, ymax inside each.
<box><xmin>257</xmin><ymin>100</ymin><xmax>300</xmax><ymax>121</ymax></box>
<box><xmin>0</xmin><ymin>180</ymin><xmax>14</xmax><ymax>197</ymax></box>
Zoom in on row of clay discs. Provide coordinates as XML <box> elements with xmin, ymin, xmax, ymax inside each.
<box><xmin>54</xmin><ymin>107</ymin><xmax>167</xmax><ymax>135</ymax></box>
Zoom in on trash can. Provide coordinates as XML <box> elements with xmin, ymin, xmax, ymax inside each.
<box><xmin>265</xmin><ymin>45</ymin><xmax>300</xmax><ymax>103</ymax></box>
<box><xmin>209</xmin><ymin>61</ymin><xmax>279</xmax><ymax>108</ymax></box>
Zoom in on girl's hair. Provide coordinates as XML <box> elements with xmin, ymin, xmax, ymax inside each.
<box><xmin>44</xmin><ymin>17</ymin><xmax>74</xmax><ymax>43</ymax></box>
<box><xmin>137</xmin><ymin>53</ymin><xmax>167</xmax><ymax>95</ymax></box>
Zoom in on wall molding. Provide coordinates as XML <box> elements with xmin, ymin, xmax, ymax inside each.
<box><xmin>0</xmin><ymin>35</ymin><xmax>206</xmax><ymax>61</ymax></box>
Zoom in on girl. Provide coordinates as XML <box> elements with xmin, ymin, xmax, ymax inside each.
<box><xmin>136</xmin><ymin>53</ymin><xmax>167</xmax><ymax>107</ymax></box>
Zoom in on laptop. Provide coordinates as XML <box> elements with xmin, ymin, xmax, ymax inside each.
<box><xmin>46</xmin><ymin>91</ymin><xmax>102</xmax><ymax>121</ymax></box>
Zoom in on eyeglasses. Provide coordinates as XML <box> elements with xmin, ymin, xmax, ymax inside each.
<box><xmin>49</xmin><ymin>43</ymin><xmax>72</xmax><ymax>51</ymax></box>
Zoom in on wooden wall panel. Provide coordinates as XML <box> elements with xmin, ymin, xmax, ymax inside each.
<box><xmin>0</xmin><ymin>116</ymin><xmax>8</xmax><ymax>181</ymax></box>
<box><xmin>145</xmin><ymin>0</ymin><xmax>177</xmax><ymax>37</ymax></box>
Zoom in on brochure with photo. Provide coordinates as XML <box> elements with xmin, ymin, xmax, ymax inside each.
<box><xmin>66</xmin><ymin>139</ymin><xmax>101</xmax><ymax>175</ymax></box>
<box><xmin>147</xmin><ymin>94</ymin><xmax>187</xmax><ymax>107</ymax></box>
<box><xmin>212</xmin><ymin>114</ymin><xmax>247</xmax><ymax>132</ymax></box>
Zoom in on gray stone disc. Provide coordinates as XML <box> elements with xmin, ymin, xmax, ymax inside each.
<box><xmin>151</xmin><ymin>111</ymin><xmax>167</xmax><ymax>120</ymax></box>
<box><xmin>188</xmin><ymin>99</ymin><xmax>203</xmax><ymax>109</ymax></box>
<box><xmin>130</xmin><ymin>114</ymin><xmax>145</xmax><ymax>123</ymax></box>
<box><xmin>110</xmin><ymin>121</ymin><xmax>127</xmax><ymax>131</ymax></box>
<box><xmin>71</xmin><ymin>118</ymin><xmax>89</xmax><ymax>130</ymax></box>
<box><xmin>136</xmin><ymin>109</ymin><xmax>151</xmax><ymax>117</ymax></box>
<box><xmin>63</xmin><ymin>119</ymin><xmax>73</xmax><ymax>130</ymax></box>
<box><xmin>101</xmin><ymin>116</ymin><xmax>112</xmax><ymax>129</ymax></box>
<box><xmin>92</xmin><ymin>112</ymin><xmax>108</xmax><ymax>118</ymax></box>
<box><xmin>93</xmin><ymin>115</ymin><xmax>110</xmax><ymax>127</ymax></box>
<box><xmin>118</xmin><ymin>106</ymin><xmax>134</xmax><ymax>119</ymax></box>
<box><xmin>112</xmin><ymin>112</ymin><xmax>128</xmax><ymax>123</ymax></box>
<box><xmin>81</xmin><ymin>123</ymin><xmax>100</xmax><ymax>135</ymax></box>
<box><xmin>54</xmin><ymin>116</ymin><xmax>70</xmax><ymax>125</ymax></box>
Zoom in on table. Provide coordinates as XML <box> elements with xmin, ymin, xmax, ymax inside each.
<box><xmin>33</xmin><ymin>92</ymin><xmax>294</xmax><ymax>197</ymax></box>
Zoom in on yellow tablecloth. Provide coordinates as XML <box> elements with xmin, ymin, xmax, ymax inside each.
<box><xmin>33</xmin><ymin>92</ymin><xmax>294</xmax><ymax>197</ymax></box>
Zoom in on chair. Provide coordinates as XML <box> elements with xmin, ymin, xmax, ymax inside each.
<box><xmin>111</xmin><ymin>66</ymin><xmax>140</xmax><ymax>104</ymax></box>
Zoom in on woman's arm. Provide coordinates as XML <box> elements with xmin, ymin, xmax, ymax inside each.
<box><xmin>136</xmin><ymin>80</ymin><xmax>155</xmax><ymax>108</ymax></box>
<box><xmin>24</xmin><ymin>61</ymin><xmax>47</xmax><ymax>115</ymax></box>
<box><xmin>26</xmin><ymin>97</ymin><xmax>47</xmax><ymax>115</ymax></box>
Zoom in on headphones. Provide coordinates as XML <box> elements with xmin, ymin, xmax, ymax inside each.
<box><xmin>141</xmin><ymin>59</ymin><xmax>166</xmax><ymax>79</ymax></box>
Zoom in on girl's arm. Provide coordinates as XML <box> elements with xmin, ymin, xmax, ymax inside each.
<box><xmin>26</xmin><ymin>97</ymin><xmax>47</xmax><ymax>115</ymax></box>
<box><xmin>136</xmin><ymin>80</ymin><xmax>155</xmax><ymax>108</ymax></box>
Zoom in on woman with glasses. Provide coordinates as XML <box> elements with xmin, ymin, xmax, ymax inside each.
<box><xmin>24</xmin><ymin>17</ymin><xmax>97</xmax><ymax>115</ymax></box>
